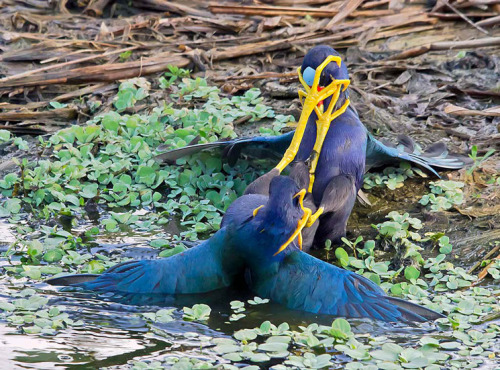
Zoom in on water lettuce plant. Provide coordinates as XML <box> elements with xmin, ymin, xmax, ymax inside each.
<box><xmin>420</xmin><ymin>180</ymin><xmax>465</xmax><ymax>212</ymax></box>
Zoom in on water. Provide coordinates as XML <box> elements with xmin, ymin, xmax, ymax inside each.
<box><xmin>0</xmin><ymin>282</ymin><xmax>434</xmax><ymax>369</ymax></box>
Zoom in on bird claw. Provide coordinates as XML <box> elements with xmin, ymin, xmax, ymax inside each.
<box><xmin>277</xmin><ymin>55</ymin><xmax>351</xmax><ymax>188</ymax></box>
<box><xmin>306</xmin><ymin>207</ymin><xmax>324</xmax><ymax>228</ymax></box>
<box><xmin>275</xmin><ymin>56</ymin><xmax>350</xmax><ymax>174</ymax></box>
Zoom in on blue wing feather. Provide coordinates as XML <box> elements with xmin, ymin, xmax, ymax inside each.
<box><xmin>48</xmin><ymin>228</ymin><xmax>244</xmax><ymax>295</ymax></box>
<box><xmin>249</xmin><ymin>251</ymin><xmax>443</xmax><ymax>323</ymax></box>
<box><xmin>366</xmin><ymin>133</ymin><xmax>466</xmax><ymax>176</ymax></box>
<box><xmin>155</xmin><ymin>132</ymin><xmax>294</xmax><ymax>164</ymax></box>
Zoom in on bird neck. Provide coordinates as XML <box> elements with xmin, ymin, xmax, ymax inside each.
<box><xmin>210</xmin><ymin>226</ymin><xmax>247</xmax><ymax>275</ymax></box>
<box><xmin>231</xmin><ymin>210</ymin><xmax>298</xmax><ymax>267</ymax></box>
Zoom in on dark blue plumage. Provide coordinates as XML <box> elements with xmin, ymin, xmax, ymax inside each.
<box><xmin>46</xmin><ymin>176</ymin><xmax>302</xmax><ymax>295</ymax></box>
<box><xmin>245</xmin><ymin>250</ymin><xmax>441</xmax><ymax>322</ymax></box>
<box><xmin>228</xmin><ymin>177</ymin><xmax>444</xmax><ymax>323</ymax></box>
<box><xmin>156</xmin><ymin>45</ymin><xmax>466</xmax><ymax>245</ymax></box>
<box><xmin>48</xmin><ymin>229</ymin><xmax>245</xmax><ymax>294</ymax></box>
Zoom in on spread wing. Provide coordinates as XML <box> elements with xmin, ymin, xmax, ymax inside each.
<box><xmin>47</xmin><ymin>228</ymin><xmax>240</xmax><ymax>295</ymax></box>
<box><xmin>250</xmin><ymin>251</ymin><xmax>444</xmax><ymax>323</ymax></box>
<box><xmin>366</xmin><ymin>133</ymin><xmax>468</xmax><ymax>176</ymax></box>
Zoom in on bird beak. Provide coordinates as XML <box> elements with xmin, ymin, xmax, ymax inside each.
<box><xmin>274</xmin><ymin>189</ymin><xmax>312</xmax><ymax>256</ymax></box>
<box><xmin>293</xmin><ymin>188</ymin><xmax>307</xmax><ymax>200</ymax></box>
<box><xmin>274</xmin><ymin>55</ymin><xmax>348</xmax><ymax>174</ymax></box>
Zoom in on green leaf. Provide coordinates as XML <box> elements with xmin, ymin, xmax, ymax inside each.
<box><xmin>0</xmin><ymin>129</ymin><xmax>11</xmax><ymax>142</ymax></box>
<box><xmin>371</xmin><ymin>349</ymin><xmax>399</xmax><ymax>362</ymax></box>
<box><xmin>335</xmin><ymin>247</ymin><xmax>349</xmax><ymax>267</ymax></box>
<box><xmin>330</xmin><ymin>318</ymin><xmax>352</xmax><ymax>339</ymax></box>
<box><xmin>150</xmin><ymin>239</ymin><xmax>170</xmax><ymax>248</ymax></box>
<box><xmin>22</xmin><ymin>266</ymin><xmax>41</xmax><ymax>280</ymax></box>
<box><xmin>137</xmin><ymin>166</ymin><xmax>156</xmax><ymax>186</ymax></box>
<box><xmin>159</xmin><ymin>245</ymin><xmax>186</xmax><ymax>258</ymax></box>
<box><xmin>234</xmin><ymin>329</ymin><xmax>257</xmax><ymax>341</ymax></box>
<box><xmin>23</xmin><ymin>326</ymin><xmax>42</xmax><ymax>334</ymax></box>
<box><xmin>404</xmin><ymin>266</ymin><xmax>420</xmax><ymax>281</ymax></box>
<box><xmin>102</xmin><ymin>218</ymin><xmax>118</xmax><ymax>232</ymax></box>
<box><xmin>258</xmin><ymin>342</ymin><xmax>289</xmax><ymax>352</ymax></box>
<box><xmin>182</xmin><ymin>303</ymin><xmax>211</xmax><ymax>321</ymax></box>
<box><xmin>440</xmin><ymin>341</ymin><xmax>462</xmax><ymax>349</ymax></box>
<box><xmin>80</xmin><ymin>184</ymin><xmax>98</xmax><ymax>199</ymax></box>
<box><xmin>382</xmin><ymin>343</ymin><xmax>403</xmax><ymax>355</ymax></box>
<box><xmin>43</xmin><ymin>249</ymin><xmax>64</xmax><ymax>263</ymax></box>
<box><xmin>0</xmin><ymin>300</ymin><xmax>15</xmax><ymax>312</ymax></box>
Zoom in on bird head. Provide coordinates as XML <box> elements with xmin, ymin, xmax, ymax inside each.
<box><xmin>274</xmin><ymin>45</ymin><xmax>351</xmax><ymax>174</ymax></box>
<box><xmin>298</xmin><ymin>45</ymin><xmax>350</xmax><ymax>114</ymax></box>
<box><xmin>234</xmin><ymin>176</ymin><xmax>311</xmax><ymax>263</ymax></box>
<box><xmin>300</xmin><ymin>45</ymin><xmax>349</xmax><ymax>88</ymax></box>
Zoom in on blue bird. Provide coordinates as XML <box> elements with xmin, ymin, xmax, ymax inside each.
<box><xmin>47</xmin><ymin>176</ymin><xmax>443</xmax><ymax>323</ymax></box>
<box><xmin>156</xmin><ymin>45</ymin><xmax>466</xmax><ymax>247</ymax></box>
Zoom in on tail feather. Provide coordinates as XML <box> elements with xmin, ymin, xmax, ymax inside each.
<box><xmin>407</xmin><ymin>153</ymin><xmax>466</xmax><ymax>170</ymax></box>
<box><xmin>396</xmin><ymin>134</ymin><xmax>415</xmax><ymax>153</ymax></box>
<box><xmin>423</xmin><ymin>142</ymin><xmax>447</xmax><ymax>158</ymax></box>
<box><xmin>337</xmin><ymin>269</ymin><xmax>443</xmax><ymax>323</ymax></box>
<box><xmin>45</xmin><ymin>261</ymin><xmax>159</xmax><ymax>293</ymax></box>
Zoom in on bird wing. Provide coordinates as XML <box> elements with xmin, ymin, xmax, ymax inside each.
<box><xmin>251</xmin><ymin>251</ymin><xmax>443</xmax><ymax>323</ymax></box>
<box><xmin>317</xmin><ymin>174</ymin><xmax>356</xmax><ymax>214</ymax></box>
<box><xmin>243</xmin><ymin>169</ymin><xmax>280</xmax><ymax>196</ymax></box>
<box><xmin>366</xmin><ymin>133</ymin><xmax>467</xmax><ymax>176</ymax></box>
<box><xmin>154</xmin><ymin>142</ymin><xmax>226</xmax><ymax>164</ymax></box>
<box><xmin>47</xmin><ymin>228</ymin><xmax>242</xmax><ymax>295</ymax></box>
<box><xmin>155</xmin><ymin>132</ymin><xmax>294</xmax><ymax>165</ymax></box>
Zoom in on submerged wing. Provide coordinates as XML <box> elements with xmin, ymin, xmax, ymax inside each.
<box><xmin>250</xmin><ymin>251</ymin><xmax>443</xmax><ymax>323</ymax></box>
<box><xmin>47</xmin><ymin>228</ymin><xmax>243</xmax><ymax>295</ymax></box>
<box><xmin>155</xmin><ymin>132</ymin><xmax>294</xmax><ymax>165</ymax></box>
<box><xmin>366</xmin><ymin>133</ymin><xmax>467</xmax><ymax>177</ymax></box>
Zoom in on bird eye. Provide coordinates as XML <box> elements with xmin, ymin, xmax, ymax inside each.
<box><xmin>302</xmin><ymin>66</ymin><xmax>316</xmax><ymax>87</ymax></box>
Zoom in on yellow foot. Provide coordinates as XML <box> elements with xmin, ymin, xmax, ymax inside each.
<box><xmin>306</xmin><ymin>207</ymin><xmax>324</xmax><ymax>228</ymax></box>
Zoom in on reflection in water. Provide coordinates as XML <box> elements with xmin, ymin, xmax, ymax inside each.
<box><xmin>0</xmin><ymin>222</ymin><xmax>15</xmax><ymax>243</ymax></box>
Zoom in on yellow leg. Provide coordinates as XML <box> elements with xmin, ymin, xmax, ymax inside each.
<box><xmin>274</xmin><ymin>188</ymin><xmax>310</xmax><ymax>255</ymax></box>
<box><xmin>275</xmin><ymin>97</ymin><xmax>317</xmax><ymax>172</ymax></box>
<box><xmin>298</xmin><ymin>90</ymin><xmax>308</xmax><ymax>106</ymax></box>
<box><xmin>274</xmin><ymin>207</ymin><xmax>311</xmax><ymax>256</ymax></box>
<box><xmin>306</xmin><ymin>207</ymin><xmax>324</xmax><ymax>228</ymax></box>
<box><xmin>275</xmin><ymin>57</ymin><xmax>346</xmax><ymax>173</ymax></box>
<box><xmin>307</xmin><ymin>86</ymin><xmax>341</xmax><ymax>191</ymax></box>
<box><xmin>307</xmin><ymin>82</ymin><xmax>351</xmax><ymax>192</ymax></box>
